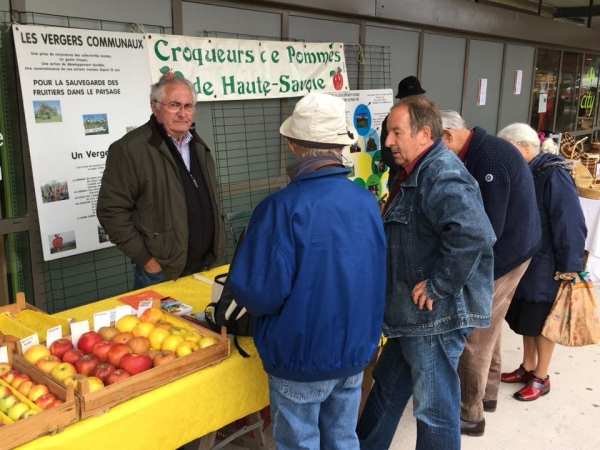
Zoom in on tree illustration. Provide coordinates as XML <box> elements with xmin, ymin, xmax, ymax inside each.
<box><xmin>35</xmin><ymin>102</ymin><xmax>58</xmax><ymax>119</ymax></box>
<box><xmin>366</xmin><ymin>136</ymin><xmax>377</xmax><ymax>151</ymax></box>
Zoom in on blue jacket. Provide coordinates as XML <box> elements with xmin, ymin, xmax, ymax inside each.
<box><xmin>466</xmin><ymin>127</ymin><xmax>542</xmax><ymax>279</ymax></box>
<box><xmin>230</xmin><ymin>166</ymin><xmax>386</xmax><ymax>382</ymax></box>
<box><xmin>383</xmin><ymin>140</ymin><xmax>496</xmax><ymax>337</ymax></box>
<box><xmin>513</xmin><ymin>153</ymin><xmax>587</xmax><ymax>303</ymax></box>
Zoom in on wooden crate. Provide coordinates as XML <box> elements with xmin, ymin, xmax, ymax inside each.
<box><xmin>0</xmin><ymin>350</ymin><xmax>79</xmax><ymax>450</ymax></box>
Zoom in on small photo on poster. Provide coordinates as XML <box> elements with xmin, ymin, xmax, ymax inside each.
<box><xmin>125</xmin><ymin>125</ymin><xmax>140</xmax><ymax>133</ymax></box>
<box><xmin>373</xmin><ymin>158</ymin><xmax>386</xmax><ymax>174</ymax></box>
<box><xmin>350</xmin><ymin>141</ymin><xmax>362</xmax><ymax>154</ymax></box>
<box><xmin>48</xmin><ymin>231</ymin><xmax>77</xmax><ymax>254</ymax></box>
<box><xmin>33</xmin><ymin>100</ymin><xmax>62</xmax><ymax>123</ymax></box>
<box><xmin>41</xmin><ymin>180</ymin><xmax>69</xmax><ymax>203</ymax></box>
<box><xmin>98</xmin><ymin>224</ymin><xmax>110</xmax><ymax>244</ymax></box>
<box><xmin>83</xmin><ymin>113</ymin><xmax>109</xmax><ymax>136</ymax></box>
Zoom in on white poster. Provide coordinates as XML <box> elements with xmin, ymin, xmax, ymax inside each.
<box><xmin>538</xmin><ymin>93</ymin><xmax>548</xmax><ymax>113</ymax></box>
<box><xmin>13</xmin><ymin>25</ymin><xmax>152</xmax><ymax>261</ymax></box>
<box><xmin>477</xmin><ymin>78</ymin><xmax>487</xmax><ymax>106</ymax></box>
<box><xmin>331</xmin><ymin>89</ymin><xmax>394</xmax><ymax>201</ymax></box>
<box><xmin>146</xmin><ymin>34</ymin><xmax>350</xmax><ymax>101</ymax></box>
<box><xmin>513</xmin><ymin>70</ymin><xmax>523</xmax><ymax>95</ymax></box>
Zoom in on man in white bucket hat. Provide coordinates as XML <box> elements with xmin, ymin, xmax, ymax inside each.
<box><xmin>230</xmin><ymin>92</ymin><xmax>386</xmax><ymax>450</ymax></box>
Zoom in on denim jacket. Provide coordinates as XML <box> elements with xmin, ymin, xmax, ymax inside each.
<box><xmin>382</xmin><ymin>140</ymin><xmax>496</xmax><ymax>337</ymax></box>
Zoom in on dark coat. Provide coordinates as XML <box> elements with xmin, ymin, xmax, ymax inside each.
<box><xmin>513</xmin><ymin>153</ymin><xmax>587</xmax><ymax>303</ymax></box>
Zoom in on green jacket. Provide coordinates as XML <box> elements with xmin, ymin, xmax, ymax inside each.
<box><xmin>97</xmin><ymin>117</ymin><xmax>226</xmax><ymax>280</ymax></box>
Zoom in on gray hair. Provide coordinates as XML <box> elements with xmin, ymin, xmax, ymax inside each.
<box><xmin>290</xmin><ymin>142</ymin><xmax>342</xmax><ymax>157</ymax></box>
<box><xmin>497</xmin><ymin>123</ymin><xmax>540</xmax><ymax>154</ymax></box>
<box><xmin>150</xmin><ymin>75</ymin><xmax>195</xmax><ymax>108</ymax></box>
<box><xmin>440</xmin><ymin>110</ymin><xmax>466</xmax><ymax>130</ymax></box>
<box><xmin>540</xmin><ymin>138</ymin><xmax>559</xmax><ymax>155</ymax></box>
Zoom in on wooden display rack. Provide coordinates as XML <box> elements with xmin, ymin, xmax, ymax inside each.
<box><xmin>0</xmin><ymin>349</ymin><xmax>79</xmax><ymax>450</ymax></box>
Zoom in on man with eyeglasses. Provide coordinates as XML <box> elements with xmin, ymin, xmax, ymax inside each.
<box><xmin>98</xmin><ymin>75</ymin><xmax>226</xmax><ymax>288</ymax></box>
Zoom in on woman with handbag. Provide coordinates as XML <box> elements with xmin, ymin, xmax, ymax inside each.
<box><xmin>496</xmin><ymin>123</ymin><xmax>587</xmax><ymax>401</ymax></box>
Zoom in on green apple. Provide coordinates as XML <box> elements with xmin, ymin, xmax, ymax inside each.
<box><xmin>0</xmin><ymin>395</ymin><xmax>19</xmax><ymax>414</ymax></box>
<box><xmin>7</xmin><ymin>402</ymin><xmax>30</xmax><ymax>421</ymax></box>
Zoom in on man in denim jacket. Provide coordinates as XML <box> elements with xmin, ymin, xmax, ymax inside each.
<box><xmin>357</xmin><ymin>96</ymin><xmax>496</xmax><ymax>450</ymax></box>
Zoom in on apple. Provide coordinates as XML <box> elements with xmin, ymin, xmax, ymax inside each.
<box><xmin>156</xmin><ymin>321</ymin><xmax>173</xmax><ymax>330</ymax></box>
<box><xmin>106</xmin><ymin>369</ymin><xmax>131</xmax><ymax>385</ymax></box>
<box><xmin>75</xmin><ymin>354</ymin><xmax>101</xmax><ymax>376</ymax></box>
<box><xmin>98</xmin><ymin>326</ymin><xmax>120</xmax><ymax>342</ymax></box>
<box><xmin>49</xmin><ymin>338</ymin><xmax>74</xmax><ymax>360</ymax></box>
<box><xmin>7</xmin><ymin>402</ymin><xmax>30</xmax><ymax>421</ymax></box>
<box><xmin>169</xmin><ymin>326</ymin><xmax>188</xmax><ymax>336</ymax></box>
<box><xmin>120</xmin><ymin>353</ymin><xmax>152</xmax><ymax>375</ymax></box>
<box><xmin>77</xmin><ymin>331</ymin><xmax>103</xmax><ymax>354</ymax></box>
<box><xmin>92</xmin><ymin>341</ymin><xmax>116</xmax><ymax>363</ymax></box>
<box><xmin>132</xmin><ymin>322</ymin><xmax>155</xmax><ymax>338</ymax></box>
<box><xmin>50</xmin><ymin>362</ymin><xmax>77</xmax><ymax>383</ymax></box>
<box><xmin>176</xmin><ymin>341</ymin><xmax>199</xmax><ymax>357</ymax></box>
<box><xmin>16</xmin><ymin>380</ymin><xmax>34</xmax><ymax>397</ymax></box>
<box><xmin>0</xmin><ymin>395</ymin><xmax>19</xmax><ymax>414</ymax></box>
<box><xmin>0</xmin><ymin>363</ymin><xmax>12</xmax><ymax>377</ymax></box>
<box><xmin>0</xmin><ymin>386</ymin><xmax>12</xmax><ymax>398</ymax></box>
<box><xmin>28</xmin><ymin>384</ymin><xmax>50</xmax><ymax>402</ymax></box>
<box><xmin>62</xmin><ymin>348</ymin><xmax>85</xmax><ymax>365</ymax></box>
<box><xmin>153</xmin><ymin>350</ymin><xmax>176</xmax><ymax>367</ymax></box>
<box><xmin>127</xmin><ymin>336</ymin><xmax>150</xmax><ymax>354</ymax></box>
<box><xmin>161</xmin><ymin>334</ymin><xmax>185</xmax><ymax>352</ymax></box>
<box><xmin>111</xmin><ymin>331</ymin><xmax>134</xmax><ymax>345</ymax></box>
<box><xmin>185</xmin><ymin>331</ymin><xmax>202</xmax><ymax>344</ymax></box>
<box><xmin>148</xmin><ymin>327</ymin><xmax>171</xmax><ymax>350</ymax></box>
<box><xmin>93</xmin><ymin>363</ymin><xmax>116</xmax><ymax>384</ymax></box>
<box><xmin>21</xmin><ymin>409</ymin><xmax>38</xmax><ymax>419</ymax></box>
<box><xmin>23</xmin><ymin>344</ymin><xmax>51</xmax><ymax>364</ymax></box>
<box><xmin>11</xmin><ymin>373</ymin><xmax>31</xmax><ymax>390</ymax></box>
<box><xmin>116</xmin><ymin>315</ymin><xmax>141</xmax><ymax>333</ymax></box>
<box><xmin>107</xmin><ymin>344</ymin><xmax>132</xmax><ymax>368</ymax></box>
<box><xmin>86</xmin><ymin>376</ymin><xmax>104</xmax><ymax>393</ymax></box>
<box><xmin>35</xmin><ymin>393</ymin><xmax>57</xmax><ymax>410</ymax></box>
<box><xmin>63</xmin><ymin>374</ymin><xmax>87</xmax><ymax>389</ymax></box>
<box><xmin>140</xmin><ymin>307</ymin><xmax>164</xmax><ymax>324</ymax></box>
<box><xmin>1</xmin><ymin>370</ymin><xmax>20</xmax><ymax>385</ymax></box>
<box><xmin>199</xmin><ymin>336</ymin><xmax>218</xmax><ymax>349</ymax></box>
<box><xmin>145</xmin><ymin>349</ymin><xmax>159</xmax><ymax>361</ymax></box>
<box><xmin>35</xmin><ymin>355</ymin><xmax>62</xmax><ymax>374</ymax></box>
<box><xmin>45</xmin><ymin>399</ymin><xmax>64</xmax><ymax>409</ymax></box>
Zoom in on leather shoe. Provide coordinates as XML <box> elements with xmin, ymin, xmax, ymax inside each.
<box><xmin>514</xmin><ymin>374</ymin><xmax>550</xmax><ymax>401</ymax></box>
<box><xmin>501</xmin><ymin>364</ymin><xmax>533</xmax><ymax>383</ymax></box>
<box><xmin>460</xmin><ymin>418</ymin><xmax>485</xmax><ymax>437</ymax></box>
<box><xmin>483</xmin><ymin>399</ymin><xmax>497</xmax><ymax>412</ymax></box>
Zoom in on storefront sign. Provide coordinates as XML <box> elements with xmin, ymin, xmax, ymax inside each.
<box><xmin>13</xmin><ymin>24</ymin><xmax>151</xmax><ymax>261</ymax></box>
<box><xmin>146</xmin><ymin>34</ymin><xmax>349</xmax><ymax>101</ymax></box>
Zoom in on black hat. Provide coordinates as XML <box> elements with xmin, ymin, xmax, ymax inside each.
<box><xmin>395</xmin><ymin>76</ymin><xmax>426</xmax><ymax>99</ymax></box>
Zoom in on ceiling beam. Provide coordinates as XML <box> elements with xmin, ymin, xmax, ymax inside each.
<box><xmin>554</xmin><ymin>5</ymin><xmax>600</xmax><ymax>18</ymax></box>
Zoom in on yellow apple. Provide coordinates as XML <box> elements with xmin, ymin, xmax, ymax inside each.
<box><xmin>27</xmin><ymin>384</ymin><xmax>50</xmax><ymax>402</ymax></box>
<box><xmin>160</xmin><ymin>334</ymin><xmax>185</xmax><ymax>352</ymax></box>
<box><xmin>198</xmin><ymin>336</ymin><xmax>218</xmax><ymax>349</ymax></box>
<box><xmin>116</xmin><ymin>315</ymin><xmax>141</xmax><ymax>333</ymax></box>
<box><xmin>156</xmin><ymin>321</ymin><xmax>173</xmax><ymax>330</ymax></box>
<box><xmin>23</xmin><ymin>344</ymin><xmax>51</xmax><ymax>365</ymax></box>
<box><xmin>175</xmin><ymin>341</ymin><xmax>199</xmax><ymax>357</ymax></box>
<box><xmin>185</xmin><ymin>331</ymin><xmax>202</xmax><ymax>344</ymax></box>
<box><xmin>169</xmin><ymin>326</ymin><xmax>188</xmax><ymax>336</ymax></box>
<box><xmin>63</xmin><ymin>374</ymin><xmax>87</xmax><ymax>389</ymax></box>
<box><xmin>7</xmin><ymin>402</ymin><xmax>30</xmax><ymax>421</ymax></box>
<box><xmin>140</xmin><ymin>307</ymin><xmax>164</xmax><ymax>324</ymax></box>
<box><xmin>132</xmin><ymin>322</ymin><xmax>155</xmax><ymax>338</ymax></box>
<box><xmin>86</xmin><ymin>376</ymin><xmax>104</xmax><ymax>393</ymax></box>
<box><xmin>148</xmin><ymin>327</ymin><xmax>171</xmax><ymax>350</ymax></box>
<box><xmin>50</xmin><ymin>362</ymin><xmax>77</xmax><ymax>383</ymax></box>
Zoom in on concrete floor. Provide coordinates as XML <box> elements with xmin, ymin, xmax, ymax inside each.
<box><xmin>221</xmin><ymin>285</ymin><xmax>600</xmax><ymax>450</ymax></box>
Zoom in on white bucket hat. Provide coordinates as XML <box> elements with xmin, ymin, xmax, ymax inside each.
<box><xmin>280</xmin><ymin>92</ymin><xmax>358</xmax><ymax>148</ymax></box>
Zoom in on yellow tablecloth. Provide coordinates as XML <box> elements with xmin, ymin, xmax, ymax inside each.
<box><xmin>16</xmin><ymin>266</ymin><xmax>269</xmax><ymax>450</ymax></box>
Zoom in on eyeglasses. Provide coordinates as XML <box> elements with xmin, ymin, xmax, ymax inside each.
<box><xmin>153</xmin><ymin>100</ymin><xmax>196</xmax><ymax>113</ymax></box>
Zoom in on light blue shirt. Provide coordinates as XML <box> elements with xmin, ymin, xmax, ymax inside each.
<box><xmin>169</xmin><ymin>131</ymin><xmax>193</xmax><ymax>171</ymax></box>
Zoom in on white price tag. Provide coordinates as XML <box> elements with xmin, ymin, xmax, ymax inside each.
<box><xmin>0</xmin><ymin>346</ymin><xmax>8</xmax><ymax>363</ymax></box>
<box><xmin>114</xmin><ymin>305</ymin><xmax>133</xmax><ymax>324</ymax></box>
<box><xmin>20</xmin><ymin>334</ymin><xmax>40</xmax><ymax>354</ymax></box>
<box><xmin>46</xmin><ymin>325</ymin><xmax>63</xmax><ymax>348</ymax></box>
<box><xmin>70</xmin><ymin>320</ymin><xmax>90</xmax><ymax>349</ymax></box>
<box><xmin>137</xmin><ymin>300</ymin><xmax>154</xmax><ymax>317</ymax></box>
<box><xmin>94</xmin><ymin>311</ymin><xmax>111</xmax><ymax>331</ymax></box>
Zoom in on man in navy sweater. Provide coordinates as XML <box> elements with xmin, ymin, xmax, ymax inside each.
<box><xmin>441</xmin><ymin>111</ymin><xmax>541</xmax><ymax>437</ymax></box>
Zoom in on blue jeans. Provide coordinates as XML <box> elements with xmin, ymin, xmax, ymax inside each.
<box><xmin>357</xmin><ymin>329</ymin><xmax>471</xmax><ymax>450</ymax></box>
<box><xmin>133</xmin><ymin>264</ymin><xmax>169</xmax><ymax>290</ymax></box>
<box><xmin>269</xmin><ymin>373</ymin><xmax>363</xmax><ymax>450</ymax></box>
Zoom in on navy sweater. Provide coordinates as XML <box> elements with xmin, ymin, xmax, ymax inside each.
<box><xmin>465</xmin><ymin>127</ymin><xmax>541</xmax><ymax>279</ymax></box>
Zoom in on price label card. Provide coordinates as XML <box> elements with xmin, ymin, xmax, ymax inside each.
<box><xmin>20</xmin><ymin>334</ymin><xmax>40</xmax><ymax>354</ymax></box>
<box><xmin>94</xmin><ymin>311</ymin><xmax>111</xmax><ymax>331</ymax></box>
<box><xmin>137</xmin><ymin>300</ymin><xmax>154</xmax><ymax>317</ymax></box>
<box><xmin>115</xmin><ymin>305</ymin><xmax>133</xmax><ymax>324</ymax></box>
<box><xmin>46</xmin><ymin>325</ymin><xmax>63</xmax><ymax>347</ymax></box>
<box><xmin>70</xmin><ymin>320</ymin><xmax>90</xmax><ymax>349</ymax></box>
<box><xmin>0</xmin><ymin>346</ymin><xmax>8</xmax><ymax>363</ymax></box>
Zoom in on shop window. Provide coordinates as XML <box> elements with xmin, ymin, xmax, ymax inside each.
<box><xmin>579</xmin><ymin>54</ymin><xmax>600</xmax><ymax>130</ymax></box>
<box><xmin>556</xmin><ymin>52</ymin><xmax>584</xmax><ymax>133</ymax></box>
<box><xmin>530</xmin><ymin>49</ymin><xmax>560</xmax><ymax>133</ymax></box>
<box><xmin>543</xmin><ymin>1</ymin><xmax>592</xmax><ymax>26</ymax></box>
<box><xmin>0</xmin><ymin>232</ymin><xmax>33</xmax><ymax>306</ymax></box>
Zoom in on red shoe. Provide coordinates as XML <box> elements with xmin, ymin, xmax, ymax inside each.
<box><xmin>513</xmin><ymin>375</ymin><xmax>550</xmax><ymax>401</ymax></box>
<box><xmin>501</xmin><ymin>364</ymin><xmax>533</xmax><ymax>383</ymax></box>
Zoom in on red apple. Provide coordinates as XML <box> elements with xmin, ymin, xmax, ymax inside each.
<box><xmin>16</xmin><ymin>380</ymin><xmax>34</xmax><ymax>397</ymax></box>
<box><xmin>107</xmin><ymin>344</ymin><xmax>132</xmax><ymax>368</ymax></box>
<box><xmin>92</xmin><ymin>341</ymin><xmax>116</xmax><ymax>363</ymax></box>
<box><xmin>27</xmin><ymin>384</ymin><xmax>50</xmax><ymax>402</ymax></box>
<box><xmin>62</xmin><ymin>349</ymin><xmax>85</xmax><ymax>366</ymax></box>
<box><xmin>75</xmin><ymin>354</ymin><xmax>101</xmax><ymax>376</ymax></box>
<box><xmin>92</xmin><ymin>363</ymin><xmax>116</xmax><ymax>384</ymax></box>
<box><xmin>49</xmin><ymin>338</ymin><xmax>74</xmax><ymax>360</ymax></box>
<box><xmin>119</xmin><ymin>353</ymin><xmax>152</xmax><ymax>375</ymax></box>
<box><xmin>11</xmin><ymin>373</ymin><xmax>31</xmax><ymax>390</ymax></box>
<box><xmin>1</xmin><ymin>370</ymin><xmax>19</xmax><ymax>385</ymax></box>
<box><xmin>45</xmin><ymin>399</ymin><xmax>64</xmax><ymax>409</ymax></box>
<box><xmin>0</xmin><ymin>386</ymin><xmax>12</xmax><ymax>398</ymax></box>
<box><xmin>106</xmin><ymin>369</ymin><xmax>131</xmax><ymax>385</ymax></box>
<box><xmin>77</xmin><ymin>331</ymin><xmax>103</xmax><ymax>354</ymax></box>
<box><xmin>35</xmin><ymin>393</ymin><xmax>57</xmax><ymax>410</ymax></box>
<box><xmin>35</xmin><ymin>355</ymin><xmax>62</xmax><ymax>374</ymax></box>
<box><xmin>152</xmin><ymin>350</ymin><xmax>177</xmax><ymax>367</ymax></box>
